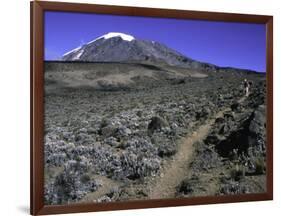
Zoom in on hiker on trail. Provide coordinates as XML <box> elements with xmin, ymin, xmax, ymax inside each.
<box><xmin>243</xmin><ymin>79</ymin><xmax>250</xmax><ymax>97</ymax></box>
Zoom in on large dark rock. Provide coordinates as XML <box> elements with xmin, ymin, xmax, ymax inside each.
<box><xmin>248</xmin><ymin>105</ymin><xmax>266</xmax><ymax>156</ymax></box>
<box><xmin>231</xmin><ymin>102</ymin><xmax>241</xmax><ymax>112</ymax></box>
<box><xmin>204</xmin><ymin>134</ymin><xmax>221</xmax><ymax>145</ymax></box>
<box><xmin>249</xmin><ymin>105</ymin><xmax>266</xmax><ymax>136</ymax></box>
<box><xmin>147</xmin><ymin>116</ymin><xmax>168</xmax><ymax>135</ymax></box>
<box><xmin>195</xmin><ymin>107</ymin><xmax>211</xmax><ymax>120</ymax></box>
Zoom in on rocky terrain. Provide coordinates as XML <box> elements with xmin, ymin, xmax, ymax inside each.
<box><xmin>43</xmin><ymin>32</ymin><xmax>267</xmax><ymax>205</ymax></box>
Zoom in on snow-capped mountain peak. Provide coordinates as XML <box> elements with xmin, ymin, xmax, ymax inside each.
<box><xmin>99</xmin><ymin>32</ymin><xmax>135</xmax><ymax>41</ymax></box>
<box><xmin>87</xmin><ymin>32</ymin><xmax>135</xmax><ymax>45</ymax></box>
<box><xmin>62</xmin><ymin>31</ymin><xmax>194</xmax><ymax>65</ymax></box>
<box><xmin>62</xmin><ymin>32</ymin><xmax>135</xmax><ymax>58</ymax></box>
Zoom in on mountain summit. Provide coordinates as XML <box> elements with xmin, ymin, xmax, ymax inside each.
<box><xmin>62</xmin><ymin>32</ymin><xmax>215</xmax><ymax>70</ymax></box>
<box><xmin>92</xmin><ymin>32</ymin><xmax>135</xmax><ymax>42</ymax></box>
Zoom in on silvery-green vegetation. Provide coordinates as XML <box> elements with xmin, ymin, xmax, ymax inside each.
<box><xmin>44</xmin><ymin>61</ymin><xmax>266</xmax><ymax>205</ymax></box>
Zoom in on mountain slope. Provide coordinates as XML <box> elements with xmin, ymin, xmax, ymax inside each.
<box><xmin>62</xmin><ymin>32</ymin><xmax>216</xmax><ymax>70</ymax></box>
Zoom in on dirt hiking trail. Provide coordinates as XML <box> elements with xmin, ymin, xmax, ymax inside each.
<box><xmin>148</xmin><ymin>96</ymin><xmax>246</xmax><ymax>199</ymax></box>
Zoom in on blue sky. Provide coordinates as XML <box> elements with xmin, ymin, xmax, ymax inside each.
<box><xmin>45</xmin><ymin>11</ymin><xmax>266</xmax><ymax>72</ymax></box>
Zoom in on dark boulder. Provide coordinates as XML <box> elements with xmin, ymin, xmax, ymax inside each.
<box><xmin>195</xmin><ymin>107</ymin><xmax>211</xmax><ymax>120</ymax></box>
<box><xmin>249</xmin><ymin>105</ymin><xmax>266</xmax><ymax>136</ymax></box>
<box><xmin>147</xmin><ymin>116</ymin><xmax>168</xmax><ymax>135</ymax></box>
<box><xmin>204</xmin><ymin>134</ymin><xmax>220</xmax><ymax>145</ymax></box>
<box><xmin>231</xmin><ymin>102</ymin><xmax>241</xmax><ymax>112</ymax></box>
<box><xmin>248</xmin><ymin>105</ymin><xmax>266</xmax><ymax>156</ymax></box>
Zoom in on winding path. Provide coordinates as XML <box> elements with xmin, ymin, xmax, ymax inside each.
<box><xmin>148</xmin><ymin>97</ymin><xmax>246</xmax><ymax>199</ymax></box>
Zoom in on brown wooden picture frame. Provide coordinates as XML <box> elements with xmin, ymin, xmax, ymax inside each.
<box><xmin>31</xmin><ymin>1</ymin><xmax>273</xmax><ymax>215</ymax></box>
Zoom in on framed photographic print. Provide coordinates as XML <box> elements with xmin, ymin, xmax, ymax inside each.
<box><xmin>30</xmin><ymin>1</ymin><xmax>273</xmax><ymax>215</ymax></box>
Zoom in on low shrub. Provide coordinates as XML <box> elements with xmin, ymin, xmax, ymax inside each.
<box><xmin>254</xmin><ymin>157</ymin><xmax>265</xmax><ymax>175</ymax></box>
<box><xmin>230</xmin><ymin>164</ymin><xmax>245</xmax><ymax>181</ymax></box>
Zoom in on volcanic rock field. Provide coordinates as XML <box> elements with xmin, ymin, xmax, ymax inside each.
<box><xmin>43</xmin><ymin>61</ymin><xmax>266</xmax><ymax>205</ymax></box>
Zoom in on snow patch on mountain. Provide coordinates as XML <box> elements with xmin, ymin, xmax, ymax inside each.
<box><xmin>103</xmin><ymin>32</ymin><xmax>135</xmax><ymax>41</ymax></box>
<box><xmin>87</xmin><ymin>32</ymin><xmax>135</xmax><ymax>45</ymax></box>
<box><xmin>63</xmin><ymin>46</ymin><xmax>82</xmax><ymax>57</ymax></box>
<box><xmin>72</xmin><ymin>49</ymin><xmax>84</xmax><ymax>60</ymax></box>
